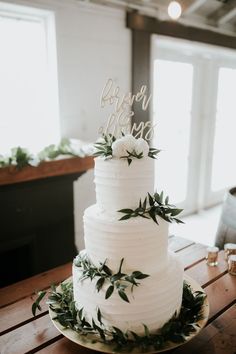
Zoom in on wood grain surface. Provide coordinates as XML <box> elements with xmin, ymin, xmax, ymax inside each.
<box><xmin>0</xmin><ymin>262</ymin><xmax>71</xmax><ymax>308</ymax></box>
<box><xmin>0</xmin><ymin>156</ymin><xmax>94</xmax><ymax>186</ymax></box>
<box><xmin>1</xmin><ymin>236</ymin><xmax>235</xmax><ymax>354</ymax></box>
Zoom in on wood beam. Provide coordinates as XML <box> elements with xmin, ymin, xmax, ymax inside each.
<box><xmin>131</xmin><ymin>29</ymin><xmax>151</xmax><ymax>124</ymax></box>
<box><xmin>127</xmin><ymin>11</ymin><xmax>236</xmax><ymax>50</ymax></box>
<box><xmin>208</xmin><ymin>0</ymin><xmax>236</xmax><ymax>26</ymax></box>
<box><xmin>182</xmin><ymin>0</ymin><xmax>208</xmax><ymax>15</ymax></box>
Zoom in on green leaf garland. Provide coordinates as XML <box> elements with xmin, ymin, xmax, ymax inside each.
<box><xmin>0</xmin><ymin>138</ymin><xmax>88</xmax><ymax>170</ymax></box>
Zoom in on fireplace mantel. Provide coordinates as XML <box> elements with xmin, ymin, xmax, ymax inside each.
<box><xmin>0</xmin><ymin>156</ymin><xmax>94</xmax><ymax>186</ymax></box>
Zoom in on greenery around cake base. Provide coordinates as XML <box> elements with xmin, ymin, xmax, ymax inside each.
<box><xmin>32</xmin><ymin>280</ymin><xmax>206</xmax><ymax>352</ymax></box>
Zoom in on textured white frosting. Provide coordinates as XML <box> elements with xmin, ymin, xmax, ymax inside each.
<box><xmin>94</xmin><ymin>157</ymin><xmax>154</xmax><ymax>212</ymax></box>
<box><xmin>84</xmin><ymin>204</ymin><xmax>168</xmax><ymax>274</ymax></box>
<box><xmin>73</xmin><ymin>251</ymin><xmax>183</xmax><ymax>335</ymax></box>
<box><xmin>73</xmin><ymin>154</ymin><xmax>184</xmax><ymax>335</ymax></box>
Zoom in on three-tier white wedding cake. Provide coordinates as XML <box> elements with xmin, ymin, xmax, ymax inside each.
<box><xmin>72</xmin><ymin>134</ymin><xmax>184</xmax><ymax>336</ymax></box>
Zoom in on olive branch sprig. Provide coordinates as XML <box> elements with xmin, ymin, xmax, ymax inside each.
<box><xmin>120</xmin><ymin>150</ymin><xmax>144</xmax><ymax>166</ymax></box>
<box><xmin>74</xmin><ymin>255</ymin><xmax>149</xmax><ymax>303</ymax></box>
<box><xmin>118</xmin><ymin>192</ymin><xmax>184</xmax><ymax>225</ymax></box>
<box><xmin>93</xmin><ymin>134</ymin><xmax>116</xmax><ymax>158</ymax></box>
<box><xmin>120</xmin><ymin>148</ymin><xmax>161</xmax><ymax>166</ymax></box>
<box><xmin>32</xmin><ymin>281</ymin><xmax>206</xmax><ymax>351</ymax></box>
<box><xmin>148</xmin><ymin>147</ymin><xmax>161</xmax><ymax>159</ymax></box>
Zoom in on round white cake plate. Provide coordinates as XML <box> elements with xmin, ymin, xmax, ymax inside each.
<box><xmin>49</xmin><ymin>274</ymin><xmax>209</xmax><ymax>354</ymax></box>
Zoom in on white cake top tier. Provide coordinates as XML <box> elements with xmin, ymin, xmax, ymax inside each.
<box><xmin>94</xmin><ymin>156</ymin><xmax>155</xmax><ymax>213</ymax></box>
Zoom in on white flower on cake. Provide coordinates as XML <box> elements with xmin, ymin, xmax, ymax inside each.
<box><xmin>112</xmin><ymin>134</ymin><xmax>136</xmax><ymax>158</ymax></box>
<box><xmin>112</xmin><ymin>135</ymin><xmax>150</xmax><ymax>159</ymax></box>
<box><xmin>134</xmin><ymin>138</ymin><xmax>149</xmax><ymax>157</ymax></box>
<box><xmin>96</xmin><ymin>136</ymin><xmax>106</xmax><ymax>144</ymax></box>
<box><xmin>93</xmin><ymin>133</ymin><xmax>160</xmax><ymax>164</ymax></box>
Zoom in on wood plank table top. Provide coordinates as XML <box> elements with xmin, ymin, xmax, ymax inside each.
<box><xmin>0</xmin><ymin>236</ymin><xmax>236</xmax><ymax>354</ymax></box>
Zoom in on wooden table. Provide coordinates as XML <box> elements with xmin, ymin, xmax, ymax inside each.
<box><xmin>0</xmin><ymin>236</ymin><xmax>236</xmax><ymax>354</ymax></box>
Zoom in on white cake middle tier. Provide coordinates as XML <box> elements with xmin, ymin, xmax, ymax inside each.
<box><xmin>84</xmin><ymin>204</ymin><xmax>169</xmax><ymax>274</ymax></box>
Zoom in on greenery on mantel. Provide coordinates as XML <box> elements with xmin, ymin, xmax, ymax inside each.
<box><xmin>32</xmin><ymin>280</ymin><xmax>206</xmax><ymax>352</ymax></box>
<box><xmin>118</xmin><ymin>192</ymin><xmax>184</xmax><ymax>225</ymax></box>
<box><xmin>0</xmin><ymin>138</ymin><xmax>89</xmax><ymax>170</ymax></box>
<box><xmin>74</xmin><ymin>255</ymin><xmax>149</xmax><ymax>303</ymax></box>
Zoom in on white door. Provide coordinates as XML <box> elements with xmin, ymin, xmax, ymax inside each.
<box><xmin>151</xmin><ymin>35</ymin><xmax>236</xmax><ymax>216</ymax></box>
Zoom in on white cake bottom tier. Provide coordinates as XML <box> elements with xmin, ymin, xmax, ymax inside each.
<box><xmin>72</xmin><ymin>252</ymin><xmax>183</xmax><ymax>335</ymax></box>
<box><xmin>84</xmin><ymin>204</ymin><xmax>169</xmax><ymax>274</ymax></box>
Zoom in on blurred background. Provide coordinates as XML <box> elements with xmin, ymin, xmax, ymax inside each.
<box><xmin>0</xmin><ymin>0</ymin><xmax>235</xmax><ymax>285</ymax></box>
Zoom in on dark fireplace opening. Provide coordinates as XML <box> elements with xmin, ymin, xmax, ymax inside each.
<box><xmin>1</xmin><ymin>174</ymin><xmax>79</xmax><ymax>288</ymax></box>
<box><xmin>1</xmin><ymin>242</ymin><xmax>33</xmax><ymax>288</ymax></box>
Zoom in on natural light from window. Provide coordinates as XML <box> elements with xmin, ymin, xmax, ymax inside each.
<box><xmin>153</xmin><ymin>59</ymin><xmax>193</xmax><ymax>204</ymax></box>
<box><xmin>0</xmin><ymin>7</ymin><xmax>60</xmax><ymax>155</ymax></box>
<box><xmin>212</xmin><ymin>67</ymin><xmax>236</xmax><ymax>191</ymax></box>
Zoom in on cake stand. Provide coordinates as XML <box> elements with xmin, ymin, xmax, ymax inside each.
<box><xmin>48</xmin><ymin>274</ymin><xmax>209</xmax><ymax>353</ymax></box>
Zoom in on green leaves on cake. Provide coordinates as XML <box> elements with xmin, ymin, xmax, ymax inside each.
<box><xmin>74</xmin><ymin>255</ymin><xmax>149</xmax><ymax>303</ymax></box>
<box><xmin>31</xmin><ymin>280</ymin><xmax>206</xmax><ymax>351</ymax></box>
<box><xmin>148</xmin><ymin>147</ymin><xmax>161</xmax><ymax>159</ymax></box>
<box><xmin>118</xmin><ymin>191</ymin><xmax>184</xmax><ymax>225</ymax></box>
<box><xmin>93</xmin><ymin>134</ymin><xmax>115</xmax><ymax>158</ymax></box>
<box><xmin>93</xmin><ymin>133</ymin><xmax>160</xmax><ymax>165</ymax></box>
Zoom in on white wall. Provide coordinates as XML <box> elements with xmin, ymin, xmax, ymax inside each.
<box><xmin>55</xmin><ymin>1</ymin><xmax>132</xmax><ymax>141</ymax></box>
<box><xmin>3</xmin><ymin>0</ymin><xmax>131</xmax><ymax>141</ymax></box>
<box><xmin>3</xmin><ymin>0</ymin><xmax>131</xmax><ymax>251</ymax></box>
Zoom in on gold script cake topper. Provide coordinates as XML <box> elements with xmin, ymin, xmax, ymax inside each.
<box><xmin>99</xmin><ymin>78</ymin><xmax>155</xmax><ymax>140</ymax></box>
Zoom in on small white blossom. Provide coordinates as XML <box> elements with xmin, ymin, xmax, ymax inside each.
<box><xmin>29</xmin><ymin>157</ymin><xmax>40</xmax><ymax>167</ymax></box>
<box><xmin>96</xmin><ymin>137</ymin><xmax>106</xmax><ymax>144</ymax></box>
<box><xmin>83</xmin><ymin>143</ymin><xmax>95</xmax><ymax>156</ymax></box>
<box><xmin>112</xmin><ymin>134</ymin><xmax>136</xmax><ymax>158</ymax></box>
<box><xmin>134</xmin><ymin>138</ymin><xmax>149</xmax><ymax>157</ymax></box>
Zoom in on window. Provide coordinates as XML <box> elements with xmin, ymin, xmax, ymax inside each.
<box><xmin>0</xmin><ymin>3</ymin><xmax>60</xmax><ymax>154</ymax></box>
<box><xmin>151</xmin><ymin>36</ymin><xmax>236</xmax><ymax>215</ymax></box>
<box><xmin>153</xmin><ymin>59</ymin><xmax>193</xmax><ymax>204</ymax></box>
<box><xmin>212</xmin><ymin>67</ymin><xmax>236</xmax><ymax>192</ymax></box>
